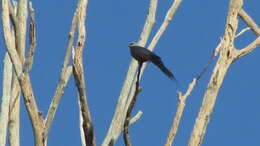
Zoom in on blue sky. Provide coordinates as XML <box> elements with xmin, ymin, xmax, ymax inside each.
<box><xmin>1</xmin><ymin>0</ymin><xmax>260</xmax><ymax>146</ymax></box>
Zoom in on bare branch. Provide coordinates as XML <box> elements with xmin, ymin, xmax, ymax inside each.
<box><xmin>9</xmin><ymin>75</ymin><xmax>21</xmax><ymax>146</ymax></box>
<box><xmin>24</xmin><ymin>2</ymin><xmax>36</xmax><ymax>74</ymax></box>
<box><xmin>15</xmin><ymin>0</ymin><xmax>28</xmax><ymax>61</ymax></box>
<box><xmin>79</xmin><ymin>97</ymin><xmax>86</xmax><ymax>146</ymax></box>
<box><xmin>44</xmin><ymin>9</ymin><xmax>77</xmax><ymax>139</ymax></box>
<box><xmin>44</xmin><ymin>66</ymin><xmax>72</xmax><ymax>138</ymax></box>
<box><xmin>2</xmin><ymin>0</ymin><xmax>45</xmax><ymax>145</ymax></box>
<box><xmin>138</xmin><ymin>0</ymin><xmax>158</xmax><ymax>46</ymax></box>
<box><xmin>164</xmin><ymin>38</ymin><xmax>221</xmax><ymax>146</ymax></box>
<box><xmin>123</xmin><ymin>64</ymin><xmax>142</xmax><ymax>146</ymax></box>
<box><xmin>72</xmin><ymin>0</ymin><xmax>96</xmax><ymax>145</ymax></box>
<box><xmin>129</xmin><ymin>111</ymin><xmax>143</xmax><ymax>126</ymax></box>
<box><xmin>164</xmin><ymin>79</ymin><xmax>196</xmax><ymax>146</ymax></box>
<box><xmin>6</xmin><ymin>3</ymin><xmax>21</xmax><ymax>145</ymax></box>
<box><xmin>126</xmin><ymin>0</ymin><xmax>184</xmax><ymax>111</ymax></box>
<box><xmin>103</xmin><ymin>0</ymin><xmax>184</xmax><ymax>144</ymax></box>
<box><xmin>214</xmin><ymin>37</ymin><xmax>223</xmax><ymax>56</ymax></box>
<box><xmin>235</xmin><ymin>36</ymin><xmax>260</xmax><ymax>59</ymax></box>
<box><xmin>197</xmin><ymin>40</ymin><xmax>223</xmax><ymax>80</ymax></box>
<box><xmin>189</xmin><ymin>0</ymin><xmax>244</xmax><ymax>145</ymax></box>
<box><xmin>238</xmin><ymin>9</ymin><xmax>260</xmax><ymax>36</ymax></box>
<box><xmin>8</xmin><ymin>0</ymin><xmax>17</xmax><ymax>26</ymax></box>
<box><xmin>73</xmin><ymin>52</ymin><xmax>95</xmax><ymax>146</ymax></box>
<box><xmin>2</xmin><ymin>0</ymin><xmax>22</xmax><ymax>75</ymax></box>
<box><xmin>0</xmin><ymin>54</ymin><xmax>12</xmax><ymax>146</ymax></box>
<box><xmin>102</xmin><ymin>0</ymin><xmax>158</xmax><ymax>145</ymax></box>
<box><xmin>148</xmin><ymin>0</ymin><xmax>183</xmax><ymax>50</ymax></box>
<box><xmin>235</xmin><ymin>27</ymin><xmax>250</xmax><ymax>38</ymax></box>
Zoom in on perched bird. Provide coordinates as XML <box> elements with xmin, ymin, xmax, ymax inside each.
<box><xmin>128</xmin><ymin>42</ymin><xmax>176</xmax><ymax>80</ymax></box>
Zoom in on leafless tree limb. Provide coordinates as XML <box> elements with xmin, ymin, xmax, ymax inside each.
<box><xmin>138</xmin><ymin>0</ymin><xmax>158</xmax><ymax>46</ymax></box>
<box><xmin>15</xmin><ymin>0</ymin><xmax>28</xmax><ymax>61</ymax></box>
<box><xmin>129</xmin><ymin>111</ymin><xmax>143</xmax><ymax>126</ymax></box>
<box><xmin>102</xmin><ymin>0</ymin><xmax>158</xmax><ymax>145</ymax></box>
<box><xmin>9</xmin><ymin>77</ymin><xmax>21</xmax><ymax>146</ymax></box>
<box><xmin>8</xmin><ymin>0</ymin><xmax>17</xmax><ymax>26</ymax></box>
<box><xmin>165</xmin><ymin>79</ymin><xmax>196</xmax><ymax>146</ymax></box>
<box><xmin>103</xmin><ymin>0</ymin><xmax>184</xmax><ymax>145</ymax></box>
<box><xmin>8</xmin><ymin>3</ymin><xmax>21</xmax><ymax>146</ymax></box>
<box><xmin>235</xmin><ymin>8</ymin><xmax>260</xmax><ymax>59</ymax></box>
<box><xmin>44</xmin><ymin>10</ymin><xmax>77</xmax><ymax>140</ymax></box>
<box><xmin>73</xmin><ymin>53</ymin><xmax>95</xmax><ymax>146</ymax></box>
<box><xmin>72</xmin><ymin>0</ymin><xmax>96</xmax><ymax>145</ymax></box>
<box><xmin>24</xmin><ymin>2</ymin><xmax>36</xmax><ymax>74</ymax></box>
<box><xmin>2</xmin><ymin>0</ymin><xmax>94</xmax><ymax>145</ymax></box>
<box><xmin>188</xmin><ymin>0</ymin><xmax>248</xmax><ymax>145</ymax></box>
<box><xmin>123</xmin><ymin>64</ymin><xmax>142</xmax><ymax>146</ymax></box>
<box><xmin>238</xmin><ymin>9</ymin><xmax>260</xmax><ymax>36</ymax></box>
<box><xmin>148</xmin><ymin>0</ymin><xmax>183</xmax><ymax>50</ymax></box>
<box><xmin>125</xmin><ymin>0</ymin><xmax>184</xmax><ymax>112</ymax></box>
<box><xmin>124</xmin><ymin>1</ymin><xmax>184</xmax><ymax>144</ymax></box>
<box><xmin>0</xmin><ymin>54</ymin><xmax>12</xmax><ymax>146</ymax></box>
<box><xmin>164</xmin><ymin>38</ymin><xmax>223</xmax><ymax>146</ymax></box>
<box><xmin>79</xmin><ymin>97</ymin><xmax>86</xmax><ymax>146</ymax></box>
<box><xmin>197</xmin><ymin>41</ymin><xmax>223</xmax><ymax>80</ymax></box>
<box><xmin>235</xmin><ymin>36</ymin><xmax>260</xmax><ymax>59</ymax></box>
<box><xmin>2</xmin><ymin>0</ymin><xmax>45</xmax><ymax>145</ymax></box>
<box><xmin>235</xmin><ymin>27</ymin><xmax>250</xmax><ymax>38</ymax></box>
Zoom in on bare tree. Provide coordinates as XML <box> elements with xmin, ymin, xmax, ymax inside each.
<box><xmin>165</xmin><ymin>1</ymin><xmax>259</xmax><ymax>146</ymax></box>
<box><xmin>0</xmin><ymin>0</ymin><xmax>259</xmax><ymax>146</ymax></box>
<box><xmin>1</xmin><ymin>0</ymin><xmax>94</xmax><ymax>145</ymax></box>
<box><xmin>103</xmin><ymin>0</ymin><xmax>184</xmax><ymax>145</ymax></box>
<box><xmin>188</xmin><ymin>0</ymin><xmax>260</xmax><ymax>145</ymax></box>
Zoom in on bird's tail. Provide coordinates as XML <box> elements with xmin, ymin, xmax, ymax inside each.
<box><xmin>150</xmin><ymin>53</ymin><xmax>176</xmax><ymax>81</ymax></box>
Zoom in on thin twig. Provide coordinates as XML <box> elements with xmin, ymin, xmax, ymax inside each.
<box><xmin>238</xmin><ymin>9</ymin><xmax>260</xmax><ymax>36</ymax></box>
<box><xmin>148</xmin><ymin>0</ymin><xmax>183</xmax><ymax>50</ymax></box>
<box><xmin>235</xmin><ymin>27</ymin><xmax>250</xmax><ymax>38</ymax></box>
<box><xmin>129</xmin><ymin>111</ymin><xmax>143</xmax><ymax>126</ymax></box>
<box><xmin>165</xmin><ymin>79</ymin><xmax>196</xmax><ymax>146</ymax></box>
<box><xmin>44</xmin><ymin>10</ymin><xmax>77</xmax><ymax>139</ymax></box>
<box><xmin>24</xmin><ymin>2</ymin><xmax>36</xmax><ymax>74</ymax></box>
<box><xmin>164</xmin><ymin>39</ymin><xmax>222</xmax><ymax>146</ymax></box>
<box><xmin>197</xmin><ymin>39</ymin><xmax>223</xmax><ymax>80</ymax></box>
<box><xmin>123</xmin><ymin>64</ymin><xmax>142</xmax><ymax>146</ymax></box>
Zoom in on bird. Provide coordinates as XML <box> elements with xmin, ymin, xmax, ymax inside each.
<box><xmin>128</xmin><ymin>42</ymin><xmax>176</xmax><ymax>80</ymax></box>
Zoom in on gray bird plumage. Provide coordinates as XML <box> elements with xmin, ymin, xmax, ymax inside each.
<box><xmin>128</xmin><ymin>42</ymin><xmax>176</xmax><ymax>80</ymax></box>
